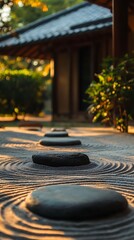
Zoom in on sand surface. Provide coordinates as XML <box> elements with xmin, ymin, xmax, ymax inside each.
<box><xmin>0</xmin><ymin>126</ymin><xmax>134</xmax><ymax>240</ymax></box>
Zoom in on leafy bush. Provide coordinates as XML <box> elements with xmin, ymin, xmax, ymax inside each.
<box><xmin>0</xmin><ymin>69</ymin><xmax>45</xmax><ymax>119</ymax></box>
<box><xmin>86</xmin><ymin>54</ymin><xmax>134</xmax><ymax>132</ymax></box>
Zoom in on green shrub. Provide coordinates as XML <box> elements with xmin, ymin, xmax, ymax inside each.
<box><xmin>0</xmin><ymin>69</ymin><xmax>45</xmax><ymax>119</ymax></box>
<box><xmin>86</xmin><ymin>54</ymin><xmax>134</xmax><ymax>132</ymax></box>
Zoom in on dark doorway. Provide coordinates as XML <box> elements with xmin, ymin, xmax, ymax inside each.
<box><xmin>78</xmin><ymin>46</ymin><xmax>91</xmax><ymax>111</ymax></box>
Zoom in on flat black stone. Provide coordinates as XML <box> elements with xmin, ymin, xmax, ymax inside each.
<box><xmin>44</xmin><ymin>131</ymin><xmax>68</xmax><ymax>137</ymax></box>
<box><xmin>25</xmin><ymin>185</ymin><xmax>128</xmax><ymax>221</ymax></box>
<box><xmin>39</xmin><ymin>137</ymin><xmax>81</xmax><ymax>146</ymax></box>
<box><xmin>32</xmin><ymin>152</ymin><xmax>90</xmax><ymax>166</ymax></box>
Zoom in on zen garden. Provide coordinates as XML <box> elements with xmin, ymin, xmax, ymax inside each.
<box><xmin>0</xmin><ymin>1</ymin><xmax>134</xmax><ymax>240</ymax></box>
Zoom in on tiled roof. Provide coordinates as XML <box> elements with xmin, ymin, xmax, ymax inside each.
<box><xmin>0</xmin><ymin>2</ymin><xmax>112</xmax><ymax>48</ymax></box>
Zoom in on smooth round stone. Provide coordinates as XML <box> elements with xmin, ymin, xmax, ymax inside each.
<box><xmin>51</xmin><ymin>128</ymin><xmax>66</xmax><ymax>132</ymax></box>
<box><xmin>25</xmin><ymin>185</ymin><xmax>128</xmax><ymax>221</ymax></box>
<box><xmin>32</xmin><ymin>152</ymin><xmax>90</xmax><ymax>166</ymax></box>
<box><xmin>39</xmin><ymin>137</ymin><xmax>81</xmax><ymax>146</ymax></box>
<box><xmin>44</xmin><ymin>131</ymin><xmax>68</xmax><ymax>137</ymax></box>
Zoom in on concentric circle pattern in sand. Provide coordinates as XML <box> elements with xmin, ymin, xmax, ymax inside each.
<box><xmin>0</xmin><ymin>127</ymin><xmax>134</xmax><ymax>239</ymax></box>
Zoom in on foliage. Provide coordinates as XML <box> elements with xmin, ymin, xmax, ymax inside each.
<box><xmin>0</xmin><ymin>0</ymin><xmax>48</xmax><ymax>33</ymax></box>
<box><xmin>0</xmin><ymin>0</ymin><xmax>83</xmax><ymax>33</ymax></box>
<box><xmin>44</xmin><ymin>0</ymin><xmax>83</xmax><ymax>14</ymax></box>
<box><xmin>0</xmin><ymin>56</ymin><xmax>53</xmax><ymax>114</ymax></box>
<box><xmin>0</xmin><ymin>69</ymin><xmax>46</xmax><ymax>119</ymax></box>
<box><xmin>86</xmin><ymin>54</ymin><xmax>134</xmax><ymax>132</ymax></box>
<box><xmin>11</xmin><ymin>5</ymin><xmax>45</xmax><ymax>29</ymax></box>
<box><xmin>0</xmin><ymin>55</ymin><xmax>47</xmax><ymax>71</ymax></box>
<box><xmin>0</xmin><ymin>56</ymin><xmax>29</xmax><ymax>70</ymax></box>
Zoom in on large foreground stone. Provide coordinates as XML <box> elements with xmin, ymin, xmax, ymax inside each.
<box><xmin>25</xmin><ymin>185</ymin><xmax>128</xmax><ymax>221</ymax></box>
<box><xmin>32</xmin><ymin>152</ymin><xmax>90</xmax><ymax>166</ymax></box>
<box><xmin>39</xmin><ymin>137</ymin><xmax>81</xmax><ymax>146</ymax></box>
<box><xmin>44</xmin><ymin>131</ymin><xmax>68</xmax><ymax>137</ymax></box>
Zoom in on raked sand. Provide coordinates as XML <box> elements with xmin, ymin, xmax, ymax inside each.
<box><xmin>0</xmin><ymin>126</ymin><xmax>134</xmax><ymax>240</ymax></box>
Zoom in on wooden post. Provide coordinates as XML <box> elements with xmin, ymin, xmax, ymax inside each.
<box><xmin>112</xmin><ymin>0</ymin><xmax>128</xmax><ymax>58</ymax></box>
<box><xmin>52</xmin><ymin>53</ymin><xmax>57</xmax><ymax>120</ymax></box>
<box><xmin>69</xmin><ymin>48</ymin><xmax>73</xmax><ymax>118</ymax></box>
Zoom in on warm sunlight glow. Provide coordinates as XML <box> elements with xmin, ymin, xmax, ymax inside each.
<box><xmin>1</xmin><ymin>5</ymin><xmax>11</xmax><ymax>23</ymax></box>
<box><xmin>42</xmin><ymin>63</ymin><xmax>50</xmax><ymax>77</ymax></box>
<box><xmin>13</xmin><ymin>0</ymin><xmax>48</xmax><ymax>11</ymax></box>
<box><xmin>50</xmin><ymin>59</ymin><xmax>54</xmax><ymax>77</ymax></box>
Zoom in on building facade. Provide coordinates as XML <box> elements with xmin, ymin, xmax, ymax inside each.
<box><xmin>0</xmin><ymin>2</ymin><xmax>113</xmax><ymax>121</ymax></box>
